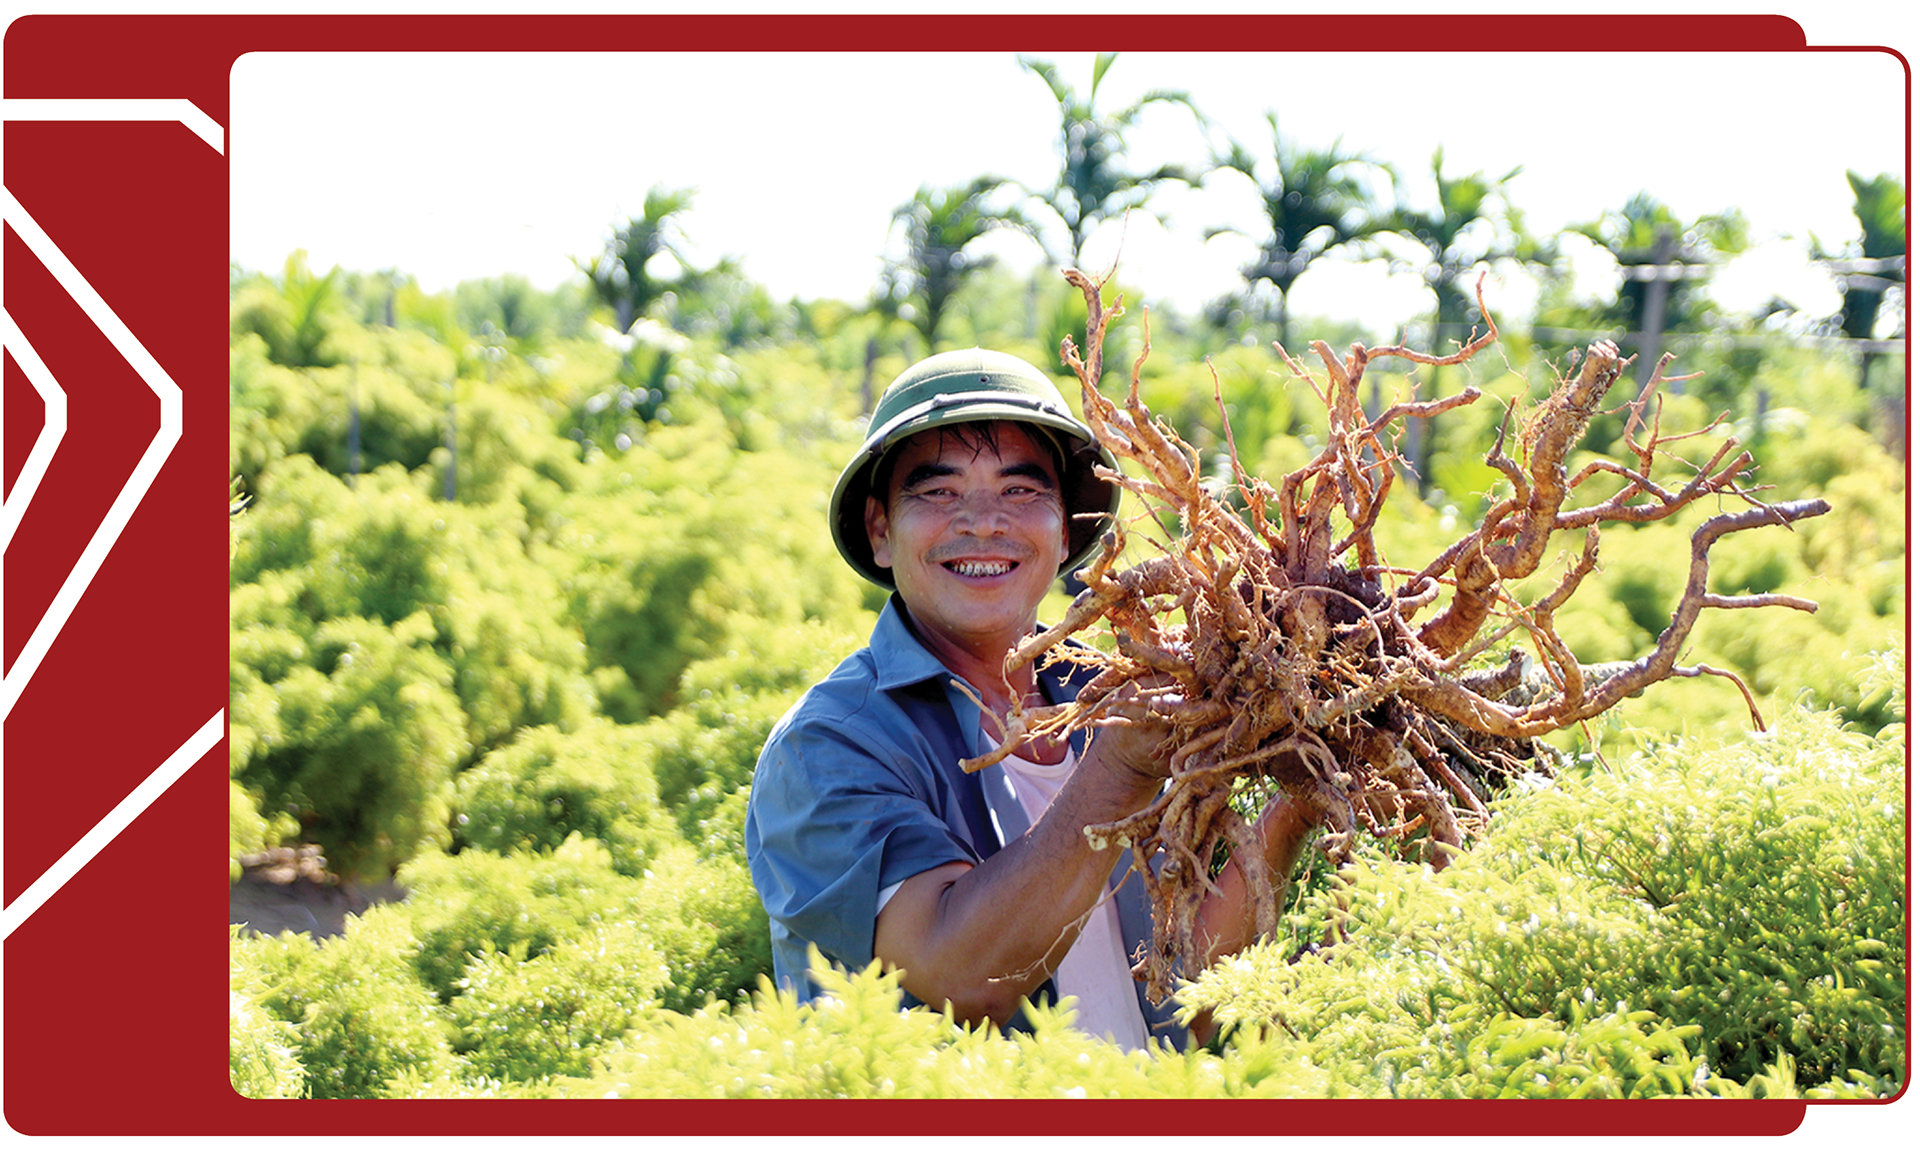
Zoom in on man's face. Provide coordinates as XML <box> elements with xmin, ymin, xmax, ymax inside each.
<box><xmin>864</xmin><ymin>422</ymin><xmax>1069</xmax><ymax>654</ymax></box>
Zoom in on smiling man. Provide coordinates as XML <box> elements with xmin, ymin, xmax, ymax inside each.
<box><xmin>745</xmin><ymin>348</ymin><xmax>1308</xmax><ymax>1050</ymax></box>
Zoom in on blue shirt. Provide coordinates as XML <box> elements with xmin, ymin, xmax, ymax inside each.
<box><xmin>744</xmin><ymin>595</ymin><xmax>1187</xmax><ymax>1048</ymax></box>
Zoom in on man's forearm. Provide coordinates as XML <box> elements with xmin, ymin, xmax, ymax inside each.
<box><xmin>873</xmin><ymin>734</ymin><xmax>1162</xmax><ymax>1026</ymax></box>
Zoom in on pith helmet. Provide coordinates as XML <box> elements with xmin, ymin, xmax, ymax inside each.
<box><xmin>829</xmin><ymin>347</ymin><xmax>1121</xmax><ymax>590</ymax></box>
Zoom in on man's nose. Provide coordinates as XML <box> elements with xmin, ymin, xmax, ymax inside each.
<box><xmin>951</xmin><ymin>490</ymin><xmax>1012</xmax><ymax>533</ymax></box>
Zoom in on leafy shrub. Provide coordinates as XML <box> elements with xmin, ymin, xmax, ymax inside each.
<box><xmin>398</xmin><ymin>835</ymin><xmax>770</xmax><ymax>1012</ymax></box>
<box><xmin>451</xmin><ymin>920</ymin><xmax>669</xmax><ymax>1082</ymax></box>
<box><xmin>1705</xmin><ymin>526</ymin><xmax>1805</xmax><ymax>597</ymax></box>
<box><xmin>228</xmin><ymin>615</ymin><xmax>303</xmax><ymax>779</ymax></box>
<box><xmin>622</xmin><ymin>841</ymin><xmax>770</xmax><ymax>1012</ymax></box>
<box><xmin>235</xmin><ymin>912</ymin><xmax>461</xmax><ymax>1099</ymax></box>
<box><xmin>1798</xmin><ymin>463</ymin><xmax>1906</xmax><ymax>578</ymax></box>
<box><xmin>585</xmin><ymin>956</ymin><xmax>1325</xmax><ymax>1098</ymax></box>
<box><xmin>1177</xmin><ymin>844</ymin><xmax>1717</xmax><ymax>1097</ymax></box>
<box><xmin>645</xmin><ymin>619</ymin><xmax>862</xmax><ymax>842</ymax></box>
<box><xmin>1507</xmin><ymin>703</ymin><xmax>1906</xmax><ymax>1089</ymax></box>
<box><xmin>1595</xmin><ymin>522</ymin><xmax>1694</xmax><ymax>642</ymax></box>
<box><xmin>397</xmin><ymin>845</ymin><xmax>588</xmax><ymax>1003</ymax></box>
<box><xmin>228</xmin><ymin>323</ymin><xmax>458</xmax><ymax>485</ymax></box>
<box><xmin>554</xmin><ymin>428</ymin><xmax>869</xmax><ymax>722</ymax></box>
<box><xmin>1179</xmin><ymin>678</ymin><xmax>1906</xmax><ymax>1099</ymax></box>
<box><xmin>442</xmin><ymin>383</ymin><xmax>588</xmax><ymax>507</ymax></box>
<box><xmin>229</xmin><ymin>927</ymin><xmax>305</xmax><ymax>1098</ymax></box>
<box><xmin>230</xmin><ymin>337</ymin><xmax>325</xmax><ymax>481</ymax></box>
<box><xmin>1692</xmin><ymin>611</ymin><xmax>1902</xmax><ymax>733</ymax></box>
<box><xmin>237</xmin><ymin>611</ymin><xmax>467</xmax><ymax>880</ymax></box>
<box><xmin>1763</xmin><ymin>419</ymin><xmax>1893</xmax><ymax>493</ymax></box>
<box><xmin>233</xmin><ymin>457</ymin><xmax>597</xmax><ymax>759</ymax></box>
<box><xmin>230</xmin><ymin>456</ymin><xmax>599</xmax><ymax>876</ymax></box>
<box><xmin>452</xmin><ymin>717</ymin><xmax>678</xmax><ymax>876</ymax></box>
<box><xmin>291</xmin><ymin>359</ymin><xmax>447</xmax><ymax>478</ymax></box>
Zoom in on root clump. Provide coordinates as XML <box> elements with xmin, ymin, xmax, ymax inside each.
<box><xmin>966</xmin><ymin>268</ymin><xmax>1831</xmax><ymax>1002</ymax></box>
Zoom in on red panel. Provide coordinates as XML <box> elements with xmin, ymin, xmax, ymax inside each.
<box><xmin>1</xmin><ymin>349</ymin><xmax>37</xmax><ymax>500</ymax></box>
<box><xmin>2</xmin><ymin>10</ymin><xmax>1893</xmax><ymax>1140</ymax></box>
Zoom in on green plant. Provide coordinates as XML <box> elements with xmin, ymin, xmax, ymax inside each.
<box><xmin>1511</xmin><ymin>706</ymin><xmax>1906</xmax><ymax>1089</ymax></box>
<box><xmin>556</xmin><ymin>430</ymin><xmax>869</xmax><ymax>722</ymax></box>
<box><xmin>236</xmin><ymin>912</ymin><xmax>461</xmax><ymax>1099</ymax></box>
<box><xmin>237</xmin><ymin>610</ymin><xmax>467</xmax><ymax>881</ymax></box>
<box><xmin>1177</xmin><ymin>673</ymin><xmax>1906</xmax><ymax>1098</ymax></box>
<box><xmin>452</xmin><ymin>717</ymin><xmax>678</xmax><ymax>876</ymax></box>
<box><xmin>643</xmin><ymin>620</ymin><xmax>861</xmax><ymax>843</ymax></box>
<box><xmin>584</xmin><ymin>954</ymin><xmax>1325</xmax><ymax>1098</ymax></box>
<box><xmin>399</xmin><ymin>835</ymin><xmax>771</xmax><ymax>1012</ymax></box>
<box><xmin>451</xmin><ymin>921</ymin><xmax>669</xmax><ymax>1082</ymax></box>
<box><xmin>229</xmin><ymin>927</ymin><xmax>305</xmax><ymax>1099</ymax></box>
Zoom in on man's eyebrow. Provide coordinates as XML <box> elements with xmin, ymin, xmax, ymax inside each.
<box><xmin>1001</xmin><ymin>461</ymin><xmax>1058</xmax><ymax>488</ymax></box>
<box><xmin>898</xmin><ymin>462</ymin><xmax>961</xmax><ymax>490</ymax></box>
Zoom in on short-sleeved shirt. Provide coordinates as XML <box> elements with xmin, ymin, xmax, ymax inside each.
<box><xmin>744</xmin><ymin>594</ymin><xmax>1187</xmax><ymax>1049</ymax></box>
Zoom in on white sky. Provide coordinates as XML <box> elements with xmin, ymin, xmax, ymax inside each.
<box><xmin>229</xmin><ymin>35</ymin><xmax>1909</xmax><ymax>339</ymax></box>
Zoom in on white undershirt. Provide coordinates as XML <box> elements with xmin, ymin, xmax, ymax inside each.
<box><xmin>994</xmin><ymin>745</ymin><xmax>1152</xmax><ymax>1052</ymax></box>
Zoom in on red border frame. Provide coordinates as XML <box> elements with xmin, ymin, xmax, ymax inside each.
<box><xmin>0</xmin><ymin>10</ymin><xmax>1904</xmax><ymax>1137</ymax></box>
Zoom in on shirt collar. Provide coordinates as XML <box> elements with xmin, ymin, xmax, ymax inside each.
<box><xmin>869</xmin><ymin>593</ymin><xmax>1084</xmax><ymax>698</ymax></box>
<box><xmin>869</xmin><ymin>594</ymin><xmax>959</xmax><ymax>692</ymax></box>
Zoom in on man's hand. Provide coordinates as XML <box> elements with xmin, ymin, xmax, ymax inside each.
<box><xmin>1082</xmin><ymin>674</ymin><xmax>1186</xmax><ymax>786</ymax></box>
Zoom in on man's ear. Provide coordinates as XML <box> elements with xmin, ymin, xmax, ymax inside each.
<box><xmin>864</xmin><ymin>494</ymin><xmax>893</xmax><ymax>570</ymax></box>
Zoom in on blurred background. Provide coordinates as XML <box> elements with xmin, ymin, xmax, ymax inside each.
<box><xmin>225</xmin><ymin>48</ymin><xmax>1906</xmax><ymax>1099</ymax></box>
<box><xmin>233</xmin><ymin>51</ymin><xmax>1904</xmax><ymax>342</ymax></box>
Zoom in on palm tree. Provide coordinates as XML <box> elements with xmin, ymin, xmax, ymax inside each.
<box><xmin>229</xmin><ymin>250</ymin><xmax>345</xmax><ymax>368</ymax></box>
<box><xmin>1388</xmin><ymin>147</ymin><xmax>1530</xmax><ymax>355</ymax></box>
<box><xmin>1379</xmin><ymin>149</ymin><xmax>1533</xmax><ymax>494</ymax></box>
<box><xmin>1826</xmin><ymin>170</ymin><xmax>1906</xmax><ymax>389</ymax></box>
<box><xmin>1210</xmin><ymin>115</ymin><xmax>1389</xmax><ymax>348</ymax></box>
<box><xmin>1578</xmin><ymin>192</ymin><xmax>1746</xmax><ymax>344</ymax></box>
<box><xmin>1814</xmin><ymin>170</ymin><xmax>1907</xmax><ymax>451</ymax></box>
<box><xmin>577</xmin><ymin>186</ymin><xmax>695</xmax><ymax>334</ymax></box>
<box><xmin>1021</xmin><ymin>53</ymin><xmax>1204</xmax><ymax>265</ymax></box>
<box><xmin>883</xmin><ymin>177</ymin><xmax>1039</xmax><ymax>354</ymax></box>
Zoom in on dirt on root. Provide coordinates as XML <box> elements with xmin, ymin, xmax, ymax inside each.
<box><xmin>229</xmin><ymin>846</ymin><xmax>404</xmax><ymax>940</ymax></box>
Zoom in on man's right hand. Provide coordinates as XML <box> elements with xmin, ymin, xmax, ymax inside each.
<box><xmin>1082</xmin><ymin>674</ymin><xmax>1187</xmax><ymax>787</ymax></box>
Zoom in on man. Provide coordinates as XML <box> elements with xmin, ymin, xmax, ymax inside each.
<box><xmin>745</xmin><ymin>348</ymin><xmax>1308</xmax><ymax>1050</ymax></box>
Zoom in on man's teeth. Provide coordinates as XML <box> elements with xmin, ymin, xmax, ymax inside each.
<box><xmin>948</xmin><ymin>560</ymin><xmax>1013</xmax><ymax>577</ymax></box>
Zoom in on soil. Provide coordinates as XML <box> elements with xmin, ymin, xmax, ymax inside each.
<box><xmin>229</xmin><ymin>845</ymin><xmax>405</xmax><ymax>940</ymax></box>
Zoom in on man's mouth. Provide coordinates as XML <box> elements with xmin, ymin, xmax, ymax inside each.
<box><xmin>944</xmin><ymin>559</ymin><xmax>1017</xmax><ymax>578</ymax></box>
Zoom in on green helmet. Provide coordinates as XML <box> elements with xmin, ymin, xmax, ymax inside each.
<box><xmin>829</xmin><ymin>347</ymin><xmax>1121</xmax><ymax>590</ymax></box>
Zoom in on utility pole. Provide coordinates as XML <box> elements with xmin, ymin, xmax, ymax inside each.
<box><xmin>1636</xmin><ymin>225</ymin><xmax>1676</xmax><ymax>389</ymax></box>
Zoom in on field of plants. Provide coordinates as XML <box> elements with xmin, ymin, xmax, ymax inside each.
<box><xmin>227</xmin><ymin>67</ymin><xmax>1905</xmax><ymax>1099</ymax></box>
